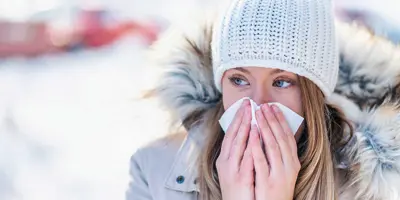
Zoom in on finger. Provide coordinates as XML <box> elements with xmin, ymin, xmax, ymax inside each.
<box><xmin>262</xmin><ymin>104</ymin><xmax>293</xmax><ymax>166</ymax></box>
<box><xmin>230</xmin><ymin>104</ymin><xmax>252</xmax><ymax>171</ymax></box>
<box><xmin>255</xmin><ymin>108</ymin><xmax>283</xmax><ymax>173</ymax></box>
<box><xmin>220</xmin><ymin>100</ymin><xmax>249</xmax><ymax>160</ymax></box>
<box><xmin>239</xmin><ymin>139</ymin><xmax>254</xmax><ymax>185</ymax></box>
<box><xmin>250</xmin><ymin>124</ymin><xmax>269</xmax><ymax>181</ymax></box>
<box><xmin>270</xmin><ymin>105</ymin><xmax>299</xmax><ymax>161</ymax></box>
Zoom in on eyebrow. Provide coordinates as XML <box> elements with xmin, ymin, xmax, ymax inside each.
<box><xmin>270</xmin><ymin>68</ymin><xmax>285</xmax><ymax>75</ymax></box>
<box><xmin>235</xmin><ymin>67</ymin><xmax>284</xmax><ymax>75</ymax></box>
<box><xmin>235</xmin><ymin>67</ymin><xmax>251</xmax><ymax>74</ymax></box>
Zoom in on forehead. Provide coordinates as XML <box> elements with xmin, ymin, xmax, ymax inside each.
<box><xmin>227</xmin><ymin>67</ymin><xmax>293</xmax><ymax>76</ymax></box>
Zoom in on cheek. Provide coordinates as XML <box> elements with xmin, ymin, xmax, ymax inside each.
<box><xmin>221</xmin><ymin>78</ymin><xmax>234</xmax><ymax>110</ymax></box>
<box><xmin>222</xmin><ymin>87</ymin><xmax>242</xmax><ymax>110</ymax></box>
<box><xmin>280</xmin><ymin>88</ymin><xmax>303</xmax><ymax>141</ymax></box>
<box><xmin>290</xmin><ymin>96</ymin><xmax>304</xmax><ymax>117</ymax></box>
<box><xmin>221</xmin><ymin>78</ymin><xmax>248</xmax><ymax>110</ymax></box>
<box><xmin>273</xmin><ymin>88</ymin><xmax>303</xmax><ymax>117</ymax></box>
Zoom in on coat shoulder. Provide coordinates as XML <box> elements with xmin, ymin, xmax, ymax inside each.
<box><xmin>127</xmin><ymin>131</ymin><xmax>192</xmax><ymax>200</ymax></box>
<box><xmin>132</xmin><ymin>131</ymin><xmax>187</xmax><ymax>163</ymax></box>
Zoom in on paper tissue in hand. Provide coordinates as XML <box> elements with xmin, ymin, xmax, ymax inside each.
<box><xmin>219</xmin><ymin>97</ymin><xmax>304</xmax><ymax>134</ymax></box>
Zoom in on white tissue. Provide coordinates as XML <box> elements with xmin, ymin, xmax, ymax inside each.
<box><xmin>219</xmin><ymin>97</ymin><xmax>304</xmax><ymax>134</ymax></box>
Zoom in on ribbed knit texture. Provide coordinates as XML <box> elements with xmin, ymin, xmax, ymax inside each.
<box><xmin>212</xmin><ymin>0</ymin><xmax>339</xmax><ymax>96</ymax></box>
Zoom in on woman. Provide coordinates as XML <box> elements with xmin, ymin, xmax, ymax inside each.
<box><xmin>127</xmin><ymin>0</ymin><xmax>400</xmax><ymax>199</ymax></box>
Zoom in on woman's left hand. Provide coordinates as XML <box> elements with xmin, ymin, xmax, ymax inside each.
<box><xmin>249</xmin><ymin>104</ymin><xmax>301</xmax><ymax>200</ymax></box>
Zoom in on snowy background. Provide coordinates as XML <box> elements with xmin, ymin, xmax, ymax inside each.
<box><xmin>0</xmin><ymin>0</ymin><xmax>399</xmax><ymax>200</ymax></box>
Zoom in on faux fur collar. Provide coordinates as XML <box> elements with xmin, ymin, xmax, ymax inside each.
<box><xmin>147</xmin><ymin>15</ymin><xmax>400</xmax><ymax>199</ymax></box>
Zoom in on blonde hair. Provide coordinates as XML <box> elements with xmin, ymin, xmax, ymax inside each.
<box><xmin>197</xmin><ymin>77</ymin><xmax>353</xmax><ymax>200</ymax></box>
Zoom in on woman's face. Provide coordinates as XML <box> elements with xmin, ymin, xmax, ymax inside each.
<box><xmin>221</xmin><ymin>67</ymin><xmax>304</xmax><ymax>139</ymax></box>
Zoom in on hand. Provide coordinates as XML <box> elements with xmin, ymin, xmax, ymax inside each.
<box><xmin>217</xmin><ymin>99</ymin><xmax>255</xmax><ymax>200</ymax></box>
<box><xmin>250</xmin><ymin>104</ymin><xmax>300</xmax><ymax>200</ymax></box>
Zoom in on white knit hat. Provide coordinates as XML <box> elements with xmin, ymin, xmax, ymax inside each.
<box><xmin>212</xmin><ymin>0</ymin><xmax>339</xmax><ymax>97</ymax></box>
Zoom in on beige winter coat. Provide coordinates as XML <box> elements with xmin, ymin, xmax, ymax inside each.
<box><xmin>126</xmin><ymin>16</ymin><xmax>400</xmax><ymax>200</ymax></box>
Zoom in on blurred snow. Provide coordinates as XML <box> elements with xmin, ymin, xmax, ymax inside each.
<box><xmin>0</xmin><ymin>0</ymin><xmax>209</xmax><ymax>198</ymax></box>
<box><xmin>0</xmin><ymin>0</ymin><xmax>399</xmax><ymax>200</ymax></box>
<box><xmin>335</xmin><ymin>0</ymin><xmax>400</xmax><ymax>44</ymax></box>
<box><xmin>0</xmin><ymin>37</ymin><xmax>172</xmax><ymax>200</ymax></box>
<box><xmin>335</xmin><ymin>0</ymin><xmax>400</xmax><ymax>23</ymax></box>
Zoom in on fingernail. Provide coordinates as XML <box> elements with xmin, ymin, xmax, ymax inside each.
<box><xmin>272</xmin><ymin>105</ymin><xmax>280</xmax><ymax>113</ymax></box>
<box><xmin>256</xmin><ymin>109</ymin><xmax>265</xmax><ymax>120</ymax></box>
<box><xmin>262</xmin><ymin>104</ymin><xmax>269</xmax><ymax>113</ymax></box>
<box><xmin>255</xmin><ymin>109</ymin><xmax>263</xmax><ymax>118</ymax></box>
<box><xmin>244</xmin><ymin>105</ymin><xmax>251</xmax><ymax>116</ymax></box>
<box><xmin>241</xmin><ymin>99</ymin><xmax>249</xmax><ymax>107</ymax></box>
<box><xmin>241</xmin><ymin>101</ymin><xmax>246</xmax><ymax>108</ymax></box>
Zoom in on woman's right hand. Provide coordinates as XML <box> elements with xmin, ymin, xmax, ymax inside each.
<box><xmin>216</xmin><ymin>99</ymin><xmax>255</xmax><ymax>200</ymax></box>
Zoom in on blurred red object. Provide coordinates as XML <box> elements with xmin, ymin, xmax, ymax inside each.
<box><xmin>0</xmin><ymin>9</ymin><xmax>162</xmax><ymax>58</ymax></box>
<box><xmin>0</xmin><ymin>21</ymin><xmax>60</xmax><ymax>57</ymax></box>
<box><xmin>77</xmin><ymin>9</ymin><xmax>160</xmax><ymax>47</ymax></box>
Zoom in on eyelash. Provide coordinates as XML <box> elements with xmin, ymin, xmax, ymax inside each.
<box><xmin>272</xmin><ymin>78</ymin><xmax>294</xmax><ymax>88</ymax></box>
<box><xmin>228</xmin><ymin>75</ymin><xmax>249</xmax><ymax>86</ymax></box>
<box><xmin>228</xmin><ymin>75</ymin><xmax>295</xmax><ymax>88</ymax></box>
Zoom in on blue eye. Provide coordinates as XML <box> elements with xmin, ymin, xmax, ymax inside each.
<box><xmin>273</xmin><ymin>80</ymin><xmax>292</xmax><ymax>88</ymax></box>
<box><xmin>229</xmin><ymin>77</ymin><xmax>249</xmax><ymax>86</ymax></box>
